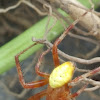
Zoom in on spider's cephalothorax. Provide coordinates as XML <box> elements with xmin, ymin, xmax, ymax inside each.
<box><xmin>49</xmin><ymin>62</ymin><xmax>75</xmax><ymax>88</ymax></box>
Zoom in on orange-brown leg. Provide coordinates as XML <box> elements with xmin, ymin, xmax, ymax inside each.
<box><xmin>70</xmin><ymin>84</ymin><xmax>88</xmax><ymax>98</ymax></box>
<box><xmin>15</xmin><ymin>55</ymin><xmax>48</xmax><ymax>88</ymax></box>
<box><xmin>35</xmin><ymin>48</ymin><xmax>50</xmax><ymax>78</ymax></box>
<box><xmin>28</xmin><ymin>89</ymin><xmax>47</xmax><ymax>100</ymax></box>
<box><xmin>15</xmin><ymin>43</ymin><xmax>49</xmax><ymax>89</ymax></box>
<box><xmin>71</xmin><ymin>66</ymin><xmax>100</xmax><ymax>83</ymax></box>
<box><xmin>52</xmin><ymin>11</ymin><xmax>88</xmax><ymax>67</ymax></box>
<box><xmin>52</xmin><ymin>25</ymin><xmax>74</xmax><ymax>67</ymax></box>
<box><xmin>69</xmin><ymin>66</ymin><xmax>100</xmax><ymax>98</ymax></box>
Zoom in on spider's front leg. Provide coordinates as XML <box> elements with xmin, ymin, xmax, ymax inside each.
<box><xmin>15</xmin><ymin>42</ymin><xmax>49</xmax><ymax>89</ymax></box>
<box><xmin>52</xmin><ymin>25</ymin><xmax>74</xmax><ymax>67</ymax></box>
<box><xmin>52</xmin><ymin>11</ymin><xmax>88</xmax><ymax>67</ymax></box>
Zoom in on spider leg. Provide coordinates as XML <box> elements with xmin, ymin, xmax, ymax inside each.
<box><xmin>69</xmin><ymin>66</ymin><xmax>100</xmax><ymax>98</ymax></box>
<box><xmin>70</xmin><ymin>84</ymin><xmax>88</xmax><ymax>98</ymax></box>
<box><xmin>71</xmin><ymin>66</ymin><xmax>100</xmax><ymax>83</ymax></box>
<box><xmin>52</xmin><ymin>25</ymin><xmax>74</xmax><ymax>67</ymax></box>
<box><xmin>15</xmin><ymin>42</ymin><xmax>49</xmax><ymax>89</ymax></box>
<box><xmin>52</xmin><ymin>11</ymin><xmax>88</xmax><ymax>67</ymax></box>
<box><xmin>28</xmin><ymin>89</ymin><xmax>47</xmax><ymax>100</ymax></box>
<box><xmin>35</xmin><ymin>48</ymin><xmax>51</xmax><ymax>78</ymax></box>
<box><xmin>15</xmin><ymin>55</ymin><xmax>48</xmax><ymax>88</ymax></box>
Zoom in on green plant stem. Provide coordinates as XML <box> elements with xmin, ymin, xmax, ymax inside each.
<box><xmin>0</xmin><ymin>0</ymin><xmax>99</xmax><ymax>74</ymax></box>
<box><xmin>0</xmin><ymin>10</ymin><xmax>68</xmax><ymax>74</ymax></box>
<box><xmin>78</xmin><ymin>0</ymin><xmax>100</xmax><ymax>9</ymax></box>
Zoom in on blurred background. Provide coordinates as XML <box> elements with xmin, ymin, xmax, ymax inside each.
<box><xmin>0</xmin><ymin>0</ymin><xmax>100</xmax><ymax>100</ymax></box>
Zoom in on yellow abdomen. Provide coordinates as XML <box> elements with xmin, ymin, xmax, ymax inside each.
<box><xmin>49</xmin><ymin>61</ymin><xmax>75</xmax><ymax>88</ymax></box>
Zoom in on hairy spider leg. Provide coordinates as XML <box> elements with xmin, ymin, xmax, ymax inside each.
<box><xmin>52</xmin><ymin>11</ymin><xmax>88</xmax><ymax>67</ymax></box>
<box><xmin>15</xmin><ymin>42</ymin><xmax>49</xmax><ymax>89</ymax></box>
<box><xmin>28</xmin><ymin>89</ymin><xmax>47</xmax><ymax>100</ymax></box>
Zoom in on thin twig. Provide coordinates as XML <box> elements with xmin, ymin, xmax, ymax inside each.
<box><xmin>22</xmin><ymin>0</ymin><xmax>47</xmax><ymax>16</ymax></box>
<box><xmin>84</xmin><ymin>86</ymin><xmax>100</xmax><ymax>91</ymax></box>
<box><xmin>83</xmin><ymin>78</ymin><xmax>100</xmax><ymax>86</ymax></box>
<box><xmin>32</xmin><ymin>37</ymin><xmax>100</xmax><ymax>64</ymax></box>
<box><xmin>75</xmin><ymin>67</ymin><xmax>90</xmax><ymax>73</ymax></box>
<box><xmin>0</xmin><ymin>0</ymin><xmax>23</xmax><ymax>13</ymax></box>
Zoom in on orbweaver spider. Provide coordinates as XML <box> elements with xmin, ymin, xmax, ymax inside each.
<box><xmin>15</xmin><ymin>11</ymin><xmax>100</xmax><ymax>100</ymax></box>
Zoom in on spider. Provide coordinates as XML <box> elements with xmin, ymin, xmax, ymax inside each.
<box><xmin>15</xmin><ymin>10</ymin><xmax>100</xmax><ymax>100</ymax></box>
